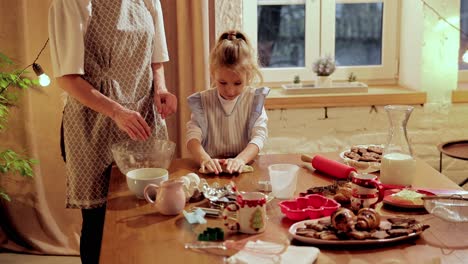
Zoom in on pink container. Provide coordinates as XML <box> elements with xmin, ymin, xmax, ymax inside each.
<box><xmin>278</xmin><ymin>194</ymin><xmax>340</xmax><ymax>221</ymax></box>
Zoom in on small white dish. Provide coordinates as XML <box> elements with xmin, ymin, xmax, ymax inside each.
<box><xmin>383</xmin><ymin>188</ymin><xmax>435</xmax><ymax>209</ymax></box>
<box><xmin>126</xmin><ymin>168</ymin><xmax>168</xmax><ymax>199</ymax></box>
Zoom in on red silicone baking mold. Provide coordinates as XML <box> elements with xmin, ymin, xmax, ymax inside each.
<box><xmin>279</xmin><ymin>194</ymin><xmax>340</xmax><ymax>221</ymax></box>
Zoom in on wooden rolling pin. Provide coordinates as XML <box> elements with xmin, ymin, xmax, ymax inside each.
<box><xmin>301</xmin><ymin>154</ymin><xmax>314</xmax><ymax>163</ymax></box>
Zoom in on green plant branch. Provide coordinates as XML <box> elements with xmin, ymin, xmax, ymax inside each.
<box><xmin>0</xmin><ymin>51</ymin><xmax>42</xmax><ymax>201</ymax></box>
<box><xmin>0</xmin><ymin>149</ymin><xmax>37</xmax><ymax>176</ymax></box>
<box><xmin>0</xmin><ymin>188</ymin><xmax>11</xmax><ymax>201</ymax></box>
<box><xmin>0</xmin><ymin>150</ymin><xmax>37</xmax><ymax>201</ymax></box>
<box><xmin>0</xmin><ymin>67</ymin><xmax>36</xmax><ymax>95</ymax></box>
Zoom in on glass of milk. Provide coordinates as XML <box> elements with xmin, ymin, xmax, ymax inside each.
<box><xmin>380</xmin><ymin>105</ymin><xmax>415</xmax><ymax>186</ymax></box>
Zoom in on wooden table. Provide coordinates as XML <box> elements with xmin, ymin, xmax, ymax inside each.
<box><xmin>100</xmin><ymin>153</ymin><xmax>468</xmax><ymax>264</ymax></box>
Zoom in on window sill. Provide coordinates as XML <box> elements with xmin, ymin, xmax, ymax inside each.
<box><xmin>265</xmin><ymin>85</ymin><xmax>426</xmax><ymax>109</ymax></box>
<box><xmin>452</xmin><ymin>89</ymin><xmax>468</xmax><ymax>103</ymax></box>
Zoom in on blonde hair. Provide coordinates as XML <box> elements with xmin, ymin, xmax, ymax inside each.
<box><xmin>209</xmin><ymin>30</ymin><xmax>263</xmax><ymax>87</ymax></box>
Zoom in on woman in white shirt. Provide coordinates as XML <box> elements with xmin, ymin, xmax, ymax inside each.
<box><xmin>48</xmin><ymin>1</ymin><xmax>177</xmax><ymax>263</ymax></box>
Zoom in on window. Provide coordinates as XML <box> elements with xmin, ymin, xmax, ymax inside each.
<box><xmin>243</xmin><ymin>0</ymin><xmax>399</xmax><ymax>83</ymax></box>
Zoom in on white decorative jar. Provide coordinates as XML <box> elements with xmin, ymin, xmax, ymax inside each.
<box><xmin>316</xmin><ymin>76</ymin><xmax>332</xmax><ymax>88</ymax></box>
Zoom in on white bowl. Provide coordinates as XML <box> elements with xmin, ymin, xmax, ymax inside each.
<box><xmin>126</xmin><ymin>168</ymin><xmax>168</xmax><ymax>199</ymax></box>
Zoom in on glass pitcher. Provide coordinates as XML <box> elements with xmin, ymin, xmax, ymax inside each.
<box><xmin>380</xmin><ymin>105</ymin><xmax>416</xmax><ymax>186</ymax></box>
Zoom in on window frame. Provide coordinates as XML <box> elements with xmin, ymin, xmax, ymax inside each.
<box><xmin>459</xmin><ymin>0</ymin><xmax>468</xmax><ymax>82</ymax></box>
<box><xmin>242</xmin><ymin>0</ymin><xmax>399</xmax><ymax>83</ymax></box>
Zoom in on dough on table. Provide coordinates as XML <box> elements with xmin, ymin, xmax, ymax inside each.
<box><xmin>198</xmin><ymin>164</ymin><xmax>254</xmax><ymax>174</ymax></box>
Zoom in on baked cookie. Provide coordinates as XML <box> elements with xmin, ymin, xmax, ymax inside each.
<box><xmin>344</xmin><ymin>151</ymin><xmax>361</xmax><ymax>160</ymax></box>
<box><xmin>367</xmin><ymin>145</ymin><xmax>383</xmax><ymax>155</ymax></box>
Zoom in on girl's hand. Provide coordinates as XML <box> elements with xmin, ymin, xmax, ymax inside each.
<box><xmin>201</xmin><ymin>158</ymin><xmax>223</xmax><ymax>174</ymax></box>
<box><xmin>154</xmin><ymin>90</ymin><xmax>177</xmax><ymax>119</ymax></box>
<box><xmin>112</xmin><ymin>107</ymin><xmax>151</xmax><ymax>141</ymax></box>
<box><xmin>224</xmin><ymin>158</ymin><xmax>245</xmax><ymax>174</ymax></box>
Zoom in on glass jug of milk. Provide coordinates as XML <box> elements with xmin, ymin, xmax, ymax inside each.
<box><xmin>380</xmin><ymin>105</ymin><xmax>416</xmax><ymax>186</ymax></box>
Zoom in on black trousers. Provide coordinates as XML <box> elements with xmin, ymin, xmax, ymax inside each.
<box><xmin>79</xmin><ymin>164</ymin><xmax>112</xmax><ymax>264</ymax></box>
<box><xmin>80</xmin><ymin>205</ymin><xmax>106</xmax><ymax>264</ymax></box>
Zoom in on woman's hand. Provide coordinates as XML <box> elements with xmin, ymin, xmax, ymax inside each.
<box><xmin>154</xmin><ymin>90</ymin><xmax>177</xmax><ymax>119</ymax></box>
<box><xmin>112</xmin><ymin>107</ymin><xmax>151</xmax><ymax>141</ymax></box>
<box><xmin>201</xmin><ymin>158</ymin><xmax>223</xmax><ymax>175</ymax></box>
<box><xmin>224</xmin><ymin>158</ymin><xmax>245</xmax><ymax>174</ymax></box>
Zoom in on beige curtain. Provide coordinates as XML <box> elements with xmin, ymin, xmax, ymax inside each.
<box><xmin>0</xmin><ymin>0</ymin><xmax>210</xmax><ymax>255</ymax></box>
<box><xmin>0</xmin><ymin>0</ymin><xmax>80</xmax><ymax>255</ymax></box>
<box><xmin>162</xmin><ymin>0</ymin><xmax>211</xmax><ymax>158</ymax></box>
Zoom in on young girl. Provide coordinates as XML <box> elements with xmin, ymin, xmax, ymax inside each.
<box><xmin>186</xmin><ymin>30</ymin><xmax>269</xmax><ymax>174</ymax></box>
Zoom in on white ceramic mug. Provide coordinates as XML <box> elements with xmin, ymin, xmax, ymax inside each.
<box><xmin>125</xmin><ymin>168</ymin><xmax>168</xmax><ymax>199</ymax></box>
<box><xmin>222</xmin><ymin>192</ymin><xmax>267</xmax><ymax>234</ymax></box>
<box><xmin>350</xmin><ymin>173</ymin><xmax>384</xmax><ymax>210</ymax></box>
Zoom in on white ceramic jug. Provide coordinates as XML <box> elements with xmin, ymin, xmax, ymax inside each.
<box><xmin>144</xmin><ymin>179</ymin><xmax>186</xmax><ymax>215</ymax></box>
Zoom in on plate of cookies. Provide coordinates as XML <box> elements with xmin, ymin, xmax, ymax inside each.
<box><xmin>289</xmin><ymin>208</ymin><xmax>430</xmax><ymax>246</ymax></box>
<box><xmin>339</xmin><ymin>144</ymin><xmax>383</xmax><ymax>173</ymax></box>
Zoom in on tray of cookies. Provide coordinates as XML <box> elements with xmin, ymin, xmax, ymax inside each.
<box><xmin>289</xmin><ymin>208</ymin><xmax>430</xmax><ymax>246</ymax></box>
<box><xmin>339</xmin><ymin>144</ymin><xmax>383</xmax><ymax>173</ymax></box>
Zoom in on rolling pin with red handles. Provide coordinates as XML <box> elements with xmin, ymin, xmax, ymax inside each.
<box><xmin>301</xmin><ymin>154</ymin><xmax>356</xmax><ymax>179</ymax></box>
<box><xmin>301</xmin><ymin>154</ymin><xmax>408</xmax><ymax>189</ymax></box>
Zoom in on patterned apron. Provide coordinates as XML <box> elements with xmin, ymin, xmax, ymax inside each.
<box><xmin>62</xmin><ymin>0</ymin><xmax>167</xmax><ymax>209</ymax></box>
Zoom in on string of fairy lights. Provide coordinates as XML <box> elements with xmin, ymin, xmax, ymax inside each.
<box><xmin>420</xmin><ymin>0</ymin><xmax>468</xmax><ymax>63</ymax></box>
<box><xmin>31</xmin><ymin>38</ymin><xmax>51</xmax><ymax>87</ymax></box>
<box><xmin>4</xmin><ymin>38</ymin><xmax>50</xmax><ymax>89</ymax></box>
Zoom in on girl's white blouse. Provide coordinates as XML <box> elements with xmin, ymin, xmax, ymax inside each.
<box><xmin>48</xmin><ymin>0</ymin><xmax>169</xmax><ymax>78</ymax></box>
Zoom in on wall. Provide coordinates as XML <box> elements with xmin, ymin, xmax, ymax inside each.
<box><xmin>262</xmin><ymin>105</ymin><xmax>468</xmax><ymax>187</ymax></box>
<box><xmin>215</xmin><ymin>0</ymin><xmax>242</xmax><ymax>36</ymax></box>
<box><xmin>400</xmin><ymin>0</ymin><xmax>459</xmax><ymax>105</ymax></box>
<box><xmin>399</xmin><ymin>0</ymin><xmax>424</xmax><ymax>92</ymax></box>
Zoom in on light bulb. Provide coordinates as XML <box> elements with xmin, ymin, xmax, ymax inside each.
<box><xmin>32</xmin><ymin>63</ymin><xmax>50</xmax><ymax>87</ymax></box>
<box><xmin>38</xmin><ymin>73</ymin><xmax>51</xmax><ymax>86</ymax></box>
<box><xmin>463</xmin><ymin>50</ymin><xmax>468</xmax><ymax>63</ymax></box>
